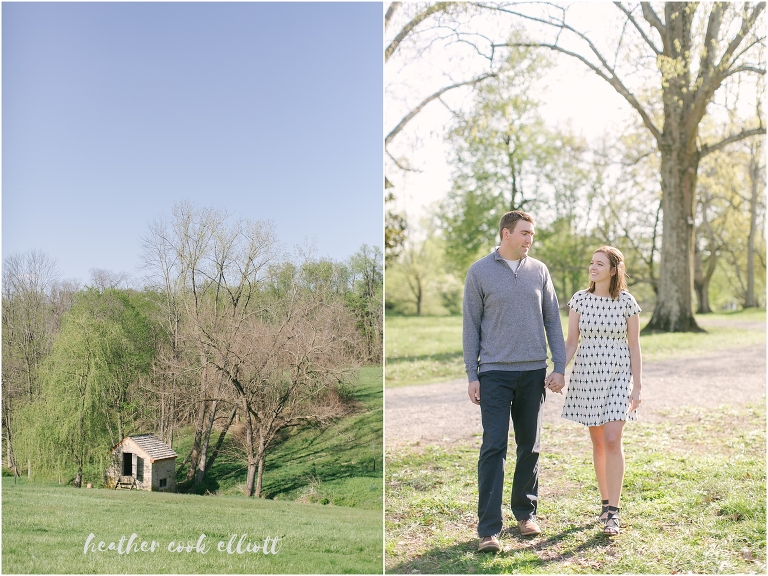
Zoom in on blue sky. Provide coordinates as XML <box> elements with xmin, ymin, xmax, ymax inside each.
<box><xmin>3</xmin><ymin>2</ymin><xmax>383</xmax><ymax>284</ymax></box>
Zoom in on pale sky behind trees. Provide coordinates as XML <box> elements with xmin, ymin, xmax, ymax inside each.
<box><xmin>385</xmin><ymin>3</ymin><xmax>632</xmax><ymax>228</ymax></box>
<box><xmin>3</xmin><ymin>2</ymin><xmax>383</xmax><ymax>284</ymax></box>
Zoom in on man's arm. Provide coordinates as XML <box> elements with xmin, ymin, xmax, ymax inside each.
<box><xmin>541</xmin><ymin>269</ymin><xmax>566</xmax><ymax>376</ymax></box>
<box><xmin>462</xmin><ymin>267</ymin><xmax>483</xmax><ymax>385</ymax></box>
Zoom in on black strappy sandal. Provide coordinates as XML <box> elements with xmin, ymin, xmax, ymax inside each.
<box><xmin>604</xmin><ymin>506</ymin><xmax>620</xmax><ymax>536</ymax></box>
<box><xmin>599</xmin><ymin>499</ymin><xmax>610</xmax><ymax>525</ymax></box>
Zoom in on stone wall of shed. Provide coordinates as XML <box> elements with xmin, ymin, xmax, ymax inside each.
<box><xmin>105</xmin><ymin>443</ymin><xmax>152</xmax><ymax>490</ymax></box>
<box><xmin>150</xmin><ymin>458</ymin><xmax>176</xmax><ymax>492</ymax></box>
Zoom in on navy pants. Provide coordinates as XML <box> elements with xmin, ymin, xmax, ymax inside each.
<box><xmin>477</xmin><ymin>368</ymin><xmax>547</xmax><ymax>537</ymax></box>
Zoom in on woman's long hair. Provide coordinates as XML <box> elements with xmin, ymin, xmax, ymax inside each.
<box><xmin>587</xmin><ymin>246</ymin><xmax>628</xmax><ymax>300</ymax></box>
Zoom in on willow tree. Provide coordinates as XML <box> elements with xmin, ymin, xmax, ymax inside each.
<box><xmin>490</xmin><ymin>1</ymin><xmax>766</xmax><ymax>331</ymax></box>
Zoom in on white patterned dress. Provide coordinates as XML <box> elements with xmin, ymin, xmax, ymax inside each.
<box><xmin>561</xmin><ymin>289</ymin><xmax>642</xmax><ymax>426</ymax></box>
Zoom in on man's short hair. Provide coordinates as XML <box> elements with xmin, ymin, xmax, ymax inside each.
<box><xmin>499</xmin><ymin>210</ymin><xmax>535</xmax><ymax>240</ymax></box>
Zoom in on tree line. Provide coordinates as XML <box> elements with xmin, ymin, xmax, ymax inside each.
<box><xmin>2</xmin><ymin>202</ymin><xmax>383</xmax><ymax>497</ymax></box>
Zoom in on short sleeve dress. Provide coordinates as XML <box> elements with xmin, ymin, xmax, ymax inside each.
<box><xmin>561</xmin><ymin>289</ymin><xmax>642</xmax><ymax>426</ymax></box>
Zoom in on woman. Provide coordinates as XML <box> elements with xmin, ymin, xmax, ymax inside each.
<box><xmin>546</xmin><ymin>246</ymin><xmax>642</xmax><ymax>536</ymax></box>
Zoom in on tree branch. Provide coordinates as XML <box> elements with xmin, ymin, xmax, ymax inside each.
<box><xmin>687</xmin><ymin>3</ymin><xmax>765</xmax><ymax>146</ymax></box>
<box><xmin>716</xmin><ymin>3</ymin><xmax>765</xmax><ymax>74</ymax></box>
<box><xmin>385</xmin><ymin>2</ymin><xmax>400</xmax><ymax>30</ymax></box>
<box><xmin>386</xmin><ymin>2</ymin><xmax>452</xmax><ymax>62</ymax></box>
<box><xmin>385</xmin><ymin>71</ymin><xmax>497</xmax><ymax>147</ymax></box>
<box><xmin>640</xmin><ymin>2</ymin><xmax>668</xmax><ymax>53</ymax></box>
<box><xmin>723</xmin><ymin>65</ymin><xmax>766</xmax><ymax>79</ymax></box>
<box><xmin>386</xmin><ymin>149</ymin><xmax>421</xmax><ymax>173</ymax></box>
<box><xmin>700</xmin><ymin>126</ymin><xmax>767</xmax><ymax>158</ymax></box>
<box><xmin>497</xmin><ymin>41</ymin><xmax>662</xmax><ymax>143</ymax></box>
<box><xmin>614</xmin><ymin>2</ymin><xmax>662</xmax><ymax>55</ymax></box>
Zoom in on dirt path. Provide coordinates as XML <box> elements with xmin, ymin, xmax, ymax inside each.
<box><xmin>385</xmin><ymin>343</ymin><xmax>766</xmax><ymax>446</ymax></box>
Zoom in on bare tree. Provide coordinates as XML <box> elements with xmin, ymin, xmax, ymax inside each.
<box><xmin>142</xmin><ymin>201</ymin><xmax>278</xmax><ymax>487</ymax></box>
<box><xmin>89</xmin><ymin>268</ymin><xmax>132</xmax><ymax>291</ymax></box>
<box><xmin>143</xmin><ymin>202</ymin><xmax>360</xmax><ymax>496</ymax></box>
<box><xmin>211</xmin><ymin>291</ymin><xmax>359</xmax><ymax>497</ymax></box>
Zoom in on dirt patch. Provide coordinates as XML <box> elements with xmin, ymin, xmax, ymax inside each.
<box><xmin>385</xmin><ymin>344</ymin><xmax>766</xmax><ymax>447</ymax></box>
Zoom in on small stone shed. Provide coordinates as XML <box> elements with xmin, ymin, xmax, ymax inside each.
<box><xmin>105</xmin><ymin>434</ymin><xmax>177</xmax><ymax>492</ymax></box>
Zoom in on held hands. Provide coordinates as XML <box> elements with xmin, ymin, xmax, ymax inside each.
<box><xmin>545</xmin><ymin>372</ymin><xmax>565</xmax><ymax>394</ymax></box>
<box><xmin>468</xmin><ymin>381</ymin><xmax>481</xmax><ymax>405</ymax></box>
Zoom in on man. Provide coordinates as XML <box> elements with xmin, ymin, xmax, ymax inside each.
<box><xmin>463</xmin><ymin>210</ymin><xmax>566</xmax><ymax>552</ymax></box>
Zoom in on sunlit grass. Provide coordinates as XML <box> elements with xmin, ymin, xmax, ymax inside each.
<box><xmin>385</xmin><ymin>403</ymin><xmax>766</xmax><ymax>573</ymax></box>
<box><xmin>385</xmin><ymin>310</ymin><xmax>765</xmax><ymax>387</ymax></box>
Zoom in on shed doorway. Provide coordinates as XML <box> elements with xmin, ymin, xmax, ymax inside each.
<box><xmin>122</xmin><ymin>453</ymin><xmax>133</xmax><ymax>476</ymax></box>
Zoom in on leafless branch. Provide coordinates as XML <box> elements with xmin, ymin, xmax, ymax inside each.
<box><xmin>387</xmin><ymin>149</ymin><xmax>422</xmax><ymax>173</ymax></box>
<box><xmin>716</xmin><ymin>3</ymin><xmax>765</xmax><ymax>73</ymax></box>
<box><xmin>700</xmin><ymin>126</ymin><xmax>767</xmax><ymax>158</ymax></box>
<box><xmin>496</xmin><ymin>40</ymin><xmax>662</xmax><ymax>143</ymax></box>
<box><xmin>385</xmin><ymin>71</ymin><xmax>497</xmax><ymax>146</ymax></box>
<box><xmin>385</xmin><ymin>2</ymin><xmax>400</xmax><ymax>30</ymax></box>
<box><xmin>640</xmin><ymin>2</ymin><xmax>668</xmax><ymax>52</ymax></box>
<box><xmin>386</xmin><ymin>2</ymin><xmax>452</xmax><ymax>62</ymax></box>
<box><xmin>723</xmin><ymin>65</ymin><xmax>767</xmax><ymax>79</ymax></box>
<box><xmin>687</xmin><ymin>3</ymin><xmax>765</xmax><ymax>145</ymax></box>
<box><xmin>614</xmin><ymin>2</ymin><xmax>662</xmax><ymax>55</ymax></box>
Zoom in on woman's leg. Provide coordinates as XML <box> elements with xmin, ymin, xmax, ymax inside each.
<box><xmin>602</xmin><ymin>420</ymin><xmax>626</xmax><ymax>506</ymax></box>
<box><xmin>589</xmin><ymin>425</ymin><xmax>609</xmax><ymax>502</ymax></box>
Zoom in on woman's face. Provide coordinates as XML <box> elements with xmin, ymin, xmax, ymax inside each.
<box><xmin>589</xmin><ymin>251</ymin><xmax>614</xmax><ymax>284</ymax></box>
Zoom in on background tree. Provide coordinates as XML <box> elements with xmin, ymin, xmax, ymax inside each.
<box><xmin>491</xmin><ymin>1</ymin><xmax>766</xmax><ymax>331</ymax></box>
<box><xmin>2</xmin><ymin>251</ymin><xmax>62</xmax><ymax>475</ymax></box>
<box><xmin>14</xmin><ymin>288</ymin><xmax>156</xmax><ymax>486</ymax></box>
<box><xmin>346</xmin><ymin>245</ymin><xmax>384</xmax><ymax>364</ymax></box>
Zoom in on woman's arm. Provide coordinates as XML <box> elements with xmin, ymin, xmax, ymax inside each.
<box><xmin>564</xmin><ymin>307</ymin><xmax>580</xmax><ymax>368</ymax></box>
<box><xmin>546</xmin><ymin>308</ymin><xmax>579</xmax><ymax>394</ymax></box>
<box><xmin>627</xmin><ymin>313</ymin><xmax>642</xmax><ymax>411</ymax></box>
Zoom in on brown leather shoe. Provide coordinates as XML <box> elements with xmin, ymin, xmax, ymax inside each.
<box><xmin>518</xmin><ymin>518</ymin><xmax>542</xmax><ymax>536</ymax></box>
<box><xmin>478</xmin><ymin>535</ymin><xmax>500</xmax><ymax>552</ymax></box>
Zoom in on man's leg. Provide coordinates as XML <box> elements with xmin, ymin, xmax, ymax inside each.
<box><xmin>509</xmin><ymin>368</ymin><xmax>547</xmax><ymax>521</ymax></box>
<box><xmin>477</xmin><ymin>371</ymin><xmax>515</xmax><ymax>537</ymax></box>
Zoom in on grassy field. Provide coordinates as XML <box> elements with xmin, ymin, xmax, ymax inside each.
<box><xmin>2</xmin><ymin>479</ymin><xmax>383</xmax><ymax>574</ymax></box>
<box><xmin>385</xmin><ymin>309</ymin><xmax>765</xmax><ymax>387</ymax></box>
<box><xmin>175</xmin><ymin>366</ymin><xmax>383</xmax><ymax>509</ymax></box>
<box><xmin>2</xmin><ymin>366</ymin><xmax>384</xmax><ymax>574</ymax></box>
<box><xmin>385</xmin><ymin>402</ymin><xmax>766</xmax><ymax>573</ymax></box>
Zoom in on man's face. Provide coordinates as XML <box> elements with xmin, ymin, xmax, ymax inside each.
<box><xmin>502</xmin><ymin>220</ymin><xmax>535</xmax><ymax>259</ymax></box>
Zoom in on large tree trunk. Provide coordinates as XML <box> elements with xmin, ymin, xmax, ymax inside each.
<box><xmin>255</xmin><ymin>435</ymin><xmax>266</xmax><ymax>499</ymax></box>
<box><xmin>243</xmin><ymin>401</ymin><xmax>257</xmax><ymax>497</ymax></box>
<box><xmin>645</xmin><ymin>148</ymin><xmax>704</xmax><ymax>332</ymax></box>
<box><xmin>184</xmin><ymin>400</ymin><xmax>207</xmax><ymax>482</ymax></box>
<box><xmin>194</xmin><ymin>400</ymin><xmax>218</xmax><ymax>485</ymax></box>
<box><xmin>205</xmin><ymin>406</ymin><xmax>237</xmax><ymax>474</ymax></box>
<box><xmin>643</xmin><ymin>5</ymin><xmax>703</xmax><ymax>333</ymax></box>
<box><xmin>745</xmin><ymin>146</ymin><xmax>760</xmax><ymax>308</ymax></box>
<box><xmin>693</xmin><ymin>243</ymin><xmax>714</xmax><ymax>314</ymax></box>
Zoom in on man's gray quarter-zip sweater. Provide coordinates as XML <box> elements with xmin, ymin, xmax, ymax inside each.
<box><xmin>463</xmin><ymin>249</ymin><xmax>566</xmax><ymax>382</ymax></box>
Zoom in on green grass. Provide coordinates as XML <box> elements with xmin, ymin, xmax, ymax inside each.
<box><xmin>172</xmin><ymin>366</ymin><xmax>382</xmax><ymax>509</ymax></box>
<box><xmin>385</xmin><ymin>402</ymin><xmax>766</xmax><ymax>573</ymax></box>
<box><xmin>385</xmin><ymin>310</ymin><xmax>765</xmax><ymax>387</ymax></box>
<box><xmin>2</xmin><ymin>479</ymin><xmax>383</xmax><ymax>574</ymax></box>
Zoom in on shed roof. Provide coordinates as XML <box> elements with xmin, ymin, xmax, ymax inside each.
<box><xmin>118</xmin><ymin>434</ymin><xmax>177</xmax><ymax>462</ymax></box>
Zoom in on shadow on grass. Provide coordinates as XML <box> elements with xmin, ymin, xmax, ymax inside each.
<box><xmin>387</xmin><ymin>522</ymin><xmax>610</xmax><ymax>574</ymax></box>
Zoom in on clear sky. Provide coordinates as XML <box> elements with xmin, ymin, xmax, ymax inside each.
<box><xmin>3</xmin><ymin>2</ymin><xmax>383</xmax><ymax>285</ymax></box>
